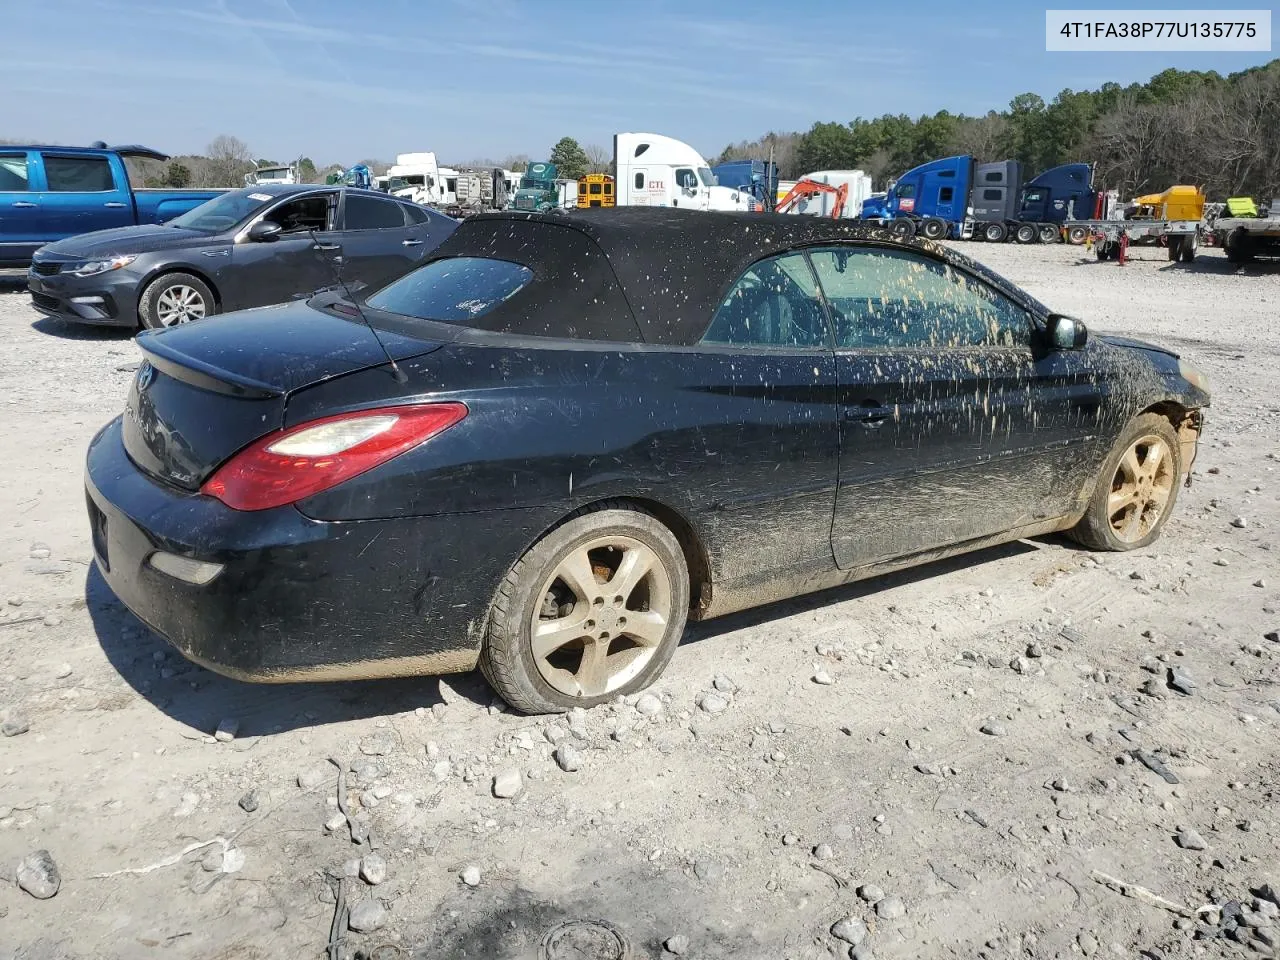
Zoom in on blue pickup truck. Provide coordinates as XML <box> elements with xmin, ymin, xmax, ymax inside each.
<box><xmin>0</xmin><ymin>144</ymin><xmax>223</xmax><ymax>268</ymax></box>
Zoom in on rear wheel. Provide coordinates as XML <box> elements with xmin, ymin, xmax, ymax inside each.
<box><xmin>1038</xmin><ymin>223</ymin><xmax>1060</xmax><ymax>243</ymax></box>
<box><xmin>481</xmin><ymin>503</ymin><xmax>690</xmax><ymax>714</ymax></box>
<box><xmin>983</xmin><ymin>222</ymin><xmax>1007</xmax><ymax>243</ymax></box>
<box><xmin>889</xmin><ymin>219</ymin><xmax>917</xmax><ymax>239</ymax></box>
<box><xmin>1180</xmin><ymin>234</ymin><xmax>1197</xmax><ymax>263</ymax></box>
<box><xmin>1015</xmin><ymin>223</ymin><xmax>1038</xmax><ymax>244</ymax></box>
<box><xmin>1167</xmin><ymin>235</ymin><xmax>1184</xmax><ymax>261</ymax></box>
<box><xmin>1069</xmin><ymin>413</ymin><xmax>1181</xmax><ymax>551</ymax></box>
<box><xmin>920</xmin><ymin>217</ymin><xmax>948</xmax><ymax>240</ymax></box>
<box><xmin>1066</xmin><ymin>225</ymin><xmax>1089</xmax><ymax>245</ymax></box>
<box><xmin>138</xmin><ymin>272</ymin><xmax>217</xmax><ymax>330</ymax></box>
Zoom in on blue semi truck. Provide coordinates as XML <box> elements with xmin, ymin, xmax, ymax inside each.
<box><xmin>860</xmin><ymin>156</ymin><xmax>1102</xmax><ymax>243</ymax></box>
<box><xmin>710</xmin><ymin>159</ymin><xmax>779</xmax><ymax>211</ymax></box>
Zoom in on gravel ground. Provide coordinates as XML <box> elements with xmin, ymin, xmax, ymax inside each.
<box><xmin>0</xmin><ymin>243</ymin><xmax>1277</xmax><ymax>960</ymax></box>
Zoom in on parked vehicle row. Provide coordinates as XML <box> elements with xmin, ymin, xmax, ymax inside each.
<box><xmin>28</xmin><ymin>184</ymin><xmax>456</xmax><ymax>328</ymax></box>
<box><xmin>82</xmin><ymin>207</ymin><xmax>1209</xmax><ymax>713</ymax></box>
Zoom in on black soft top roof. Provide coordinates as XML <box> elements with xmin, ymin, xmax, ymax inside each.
<box><xmin>438</xmin><ymin>207</ymin><xmax>1049</xmax><ymax>346</ymax></box>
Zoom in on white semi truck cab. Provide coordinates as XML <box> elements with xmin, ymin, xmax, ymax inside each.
<box><xmin>614</xmin><ymin>133</ymin><xmax>747</xmax><ymax>212</ymax></box>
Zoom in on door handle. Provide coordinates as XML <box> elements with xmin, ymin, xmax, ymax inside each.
<box><xmin>401</xmin><ymin>239</ymin><xmax>424</xmax><ymax>246</ymax></box>
<box><xmin>11</xmin><ymin>201</ymin><xmax>37</xmax><ymax>208</ymax></box>
<box><xmin>313</xmin><ymin>243</ymin><xmax>340</xmax><ymax>251</ymax></box>
<box><xmin>104</xmin><ymin>202</ymin><xmax>127</xmax><ymax>208</ymax></box>
<box><xmin>845</xmin><ymin>399</ymin><xmax>893</xmax><ymax>427</ymax></box>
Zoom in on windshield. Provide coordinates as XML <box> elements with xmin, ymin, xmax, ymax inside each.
<box><xmin>519</xmin><ymin>176</ymin><xmax>552</xmax><ymax>190</ymax></box>
<box><xmin>366</xmin><ymin>257</ymin><xmax>533</xmax><ymax>324</ymax></box>
<box><xmin>698</xmin><ymin>167</ymin><xmax>715</xmax><ymax>186</ymax></box>
<box><xmin>167</xmin><ymin>189</ymin><xmax>275</xmax><ymax>233</ymax></box>
<box><xmin>254</xmin><ymin>168</ymin><xmax>291</xmax><ymax>181</ymax></box>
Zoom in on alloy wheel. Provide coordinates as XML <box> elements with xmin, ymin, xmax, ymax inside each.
<box><xmin>1108</xmin><ymin>434</ymin><xmax>1175</xmax><ymax>543</ymax></box>
<box><xmin>155</xmin><ymin>285</ymin><xmax>207</xmax><ymax>326</ymax></box>
<box><xmin>530</xmin><ymin>535</ymin><xmax>673</xmax><ymax>698</ymax></box>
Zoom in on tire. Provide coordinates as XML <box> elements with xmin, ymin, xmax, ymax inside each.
<box><xmin>1167</xmin><ymin>235</ymin><xmax>1183</xmax><ymax>262</ymax></box>
<box><xmin>1066</xmin><ymin>225</ymin><xmax>1089</xmax><ymax>245</ymax></box>
<box><xmin>138</xmin><ymin>272</ymin><xmax>217</xmax><ymax>330</ymax></box>
<box><xmin>1038</xmin><ymin>223</ymin><xmax>1060</xmax><ymax>244</ymax></box>
<box><xmin>1068</xmin><ymin>413</ymin><xmax>1182</xmax><ymax>552</ymax></box>
<box><xmin>1015</xmin><ymin>223</ymin><xmax>1038</xmax><ymax>244</ymax></box>
<box><xmin>1094</xmin><ymin>241</ymin><xmax>1111</xmax><ymax>261</ymax></box>
<box><xmin>481</xmin><ymin>502</ymin><xmax>691</xmax><ymax>714</ymax></box>
<box><xmin>1180</xmin><ymin>234</ymin><xmax>1197</xmax><ymax>263</ymax></box>
<box><xmin>983</xmin><ymin>223</ymin><xmax>1007</xmax><ymax>243</ymax></box>
<box><xmin>920</xmin><ymin>217</ymin><xmax>948</xmax><ymax>240</ymax></box>
<box><xmin>889</xmin><ymin>219</ymin><xmax>917</xmax><ymax>239</ymax></box>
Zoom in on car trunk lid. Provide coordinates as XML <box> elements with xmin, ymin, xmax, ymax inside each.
<box><xmin>123</xmin><ymin>298</ymin><xmax>444</xmax><ymax>490</ymax></box>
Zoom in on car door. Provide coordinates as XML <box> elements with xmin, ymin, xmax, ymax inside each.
<box><xmin>228</xmin><ymin>190</ymin><xmax>340</xmax><ymax>309</ymax></box>
<box><xmin>0</xmin><ymin>150</ymin><xmax>42</xmax><ymax>265</ymax></box>
<box><xmin>37</xmin><ymin>151</ymin><xmax>134</xmax><ymax>240</ymax></box>
<box><xmin>333</xmin><ymin>192</ymin><xmax>426</xmax><ymax>293</ymax></box>
<box><xmin>685</xmin><ymin>251</ymin><xmax>840</xmax><ymax>591</ymax></box>
<box><xmin>807</xmin><ymin>243</ymin><xmax>1101</xmax><ymax>570</ymax></box>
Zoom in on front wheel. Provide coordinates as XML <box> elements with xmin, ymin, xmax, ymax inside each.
<box><xmin>138</xmin><ymin>272</ymin><xmax>217</xmax><ymax>330</ymax></box>
<box><xmin>1068</xmin><ymin>413</ymin><xmax>1182</xmax><ymax>551</ymax></box>
<box><xmin>1038</xmin><ymin>223</ymin><xmax>1060</xmax><ymax>244</ymax></box>
<box><xmin>481</xmin><ymin>504</ymin><xmax>690</xmax><ymax>714</ymax></box>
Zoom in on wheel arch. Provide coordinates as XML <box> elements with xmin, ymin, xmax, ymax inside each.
<box><xmin>135</xmin><ymin>264</ymin><xmax>223</xmax><ymax>322</ymax></box>
<box><xmin>521</xmin><ymin>495</ymin><xmax>713</xmax><ymax>619</ymax></box>
<box><xmin>1139</xmin><ymin>399</ymin><xmax>1204</xmax><ymax>473</ymax></box>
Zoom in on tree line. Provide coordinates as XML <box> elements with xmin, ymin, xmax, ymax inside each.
<box><xmin>718</xmin><ymin>59</ymin><xmax>1280</xmax><ymax>200</ymax></box>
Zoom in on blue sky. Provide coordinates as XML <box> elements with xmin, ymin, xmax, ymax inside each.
<box><xmin>4</xmin><ymin>0</ymin><xmax>1275</xmax><ymax>165</ymax></box>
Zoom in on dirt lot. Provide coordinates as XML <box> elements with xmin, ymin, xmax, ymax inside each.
<box><xmin>0</xmin><ymin>243</ymin><xmax>1277</xmax><ymax>960</ymax></box>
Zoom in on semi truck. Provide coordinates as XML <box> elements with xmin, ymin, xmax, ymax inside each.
<box><xmin>510</xmin><ymin>161</ymin><xmax>577</xmax><ymax>212</ymax></box>
<box><xmin>860</xmin><ymin>155</ymin><xmax>1114</xmax><ymax>244</ymax></box>
<box><xmin>710</xmin><ymin>159</ymin><xmax>778</xmax><ymax>211</ymax></box>
<box><xmin>859</xmin><ymin>155</ymin><xmax>1034</xmax><ymax>241</ymax></box>
<box><xmin>614</xmin><ymin>133</ymin><xmax>750</xmax><ymax>211</ymax></box>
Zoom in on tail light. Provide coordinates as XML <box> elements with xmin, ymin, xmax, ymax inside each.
<box><xmin>201</xmin><ymin>402</ymin><xmax>467</xmax><ymax>511</ymax></box>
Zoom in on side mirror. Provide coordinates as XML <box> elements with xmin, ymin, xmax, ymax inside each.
<box><xmin>1047</xmin><ymin>313</ymin><xmax>1088</xmax><ymax>350</ymax></box>
<box><xmin>247</xmin><ymin>220</ymin><xmax>283</xmax><ymax>242</ymax></box>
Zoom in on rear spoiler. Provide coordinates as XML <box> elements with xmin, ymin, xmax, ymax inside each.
<box><xmin>89</xmin><ymin>142</ymin><xmax>171</xmax><ymax>162</ymax></box>
<box><xmin>137</xmin><ymin>338</ymin><xmax>285</xmax><ymax>399</ymax></box>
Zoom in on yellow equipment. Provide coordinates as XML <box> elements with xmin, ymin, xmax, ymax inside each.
<box><xmin>1128</xmin><ymin>185</ymin><xmax>1205</xmax><ymax>222</ymax></box>
<box><xmin>1224</xmin><ymin>197</ymin><xmax>1258</xmax><ymax>218</ymax></box>
<box><xmin>578</xmin><ymin>174</ymin><xmax>615</xmax><ymax>208</ymax></box>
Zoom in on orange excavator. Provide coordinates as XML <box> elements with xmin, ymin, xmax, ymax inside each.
<box><xmin>775</xmin><ymin>178</ymin><xmax>849</xmax><ymax>219</ymax></box>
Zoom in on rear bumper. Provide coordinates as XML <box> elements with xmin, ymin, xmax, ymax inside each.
<box><xmin>28</xmin><ymin>268</ymin><xmax>139</xmax><ymax>327</ymax></box>
<box><xmin>85</xmin><ymin>417</ymin><xmax>541</xmax><ymax>682</ymax></box>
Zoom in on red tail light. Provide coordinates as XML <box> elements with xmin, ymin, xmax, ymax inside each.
<box><xmin>201</xmin><ymin>402</ymin><xmax>467</xmax><ymax>511</ymax></box>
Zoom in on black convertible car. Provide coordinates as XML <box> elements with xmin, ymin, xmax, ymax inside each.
<box><xmin>29</xmin><ymin>185</ymin><xmax>455</xmax><ymax>329</ymax></box>
<box><xmin>84</xmin><ymin>208</ymin><xmax>1209</xmax><ymax>713</ymax></box>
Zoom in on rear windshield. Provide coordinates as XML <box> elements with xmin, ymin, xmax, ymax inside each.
<box><xmin>168</xmin><ymin>189</ymin><xmax>274</xmax><ymax>232</ymax></box>
<box><xmin>362</xmin><ymin>219</ymin><xmax>643</xmax><ymax>342</ymax></box>
<box><xmin>366</xmin><ymin>257</ymin><xmax>532</xmax><ymax>322</ymax></box>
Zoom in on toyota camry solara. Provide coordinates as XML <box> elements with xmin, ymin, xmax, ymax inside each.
<box><xmin>84</xmin><ymin>208</ymin><xmax>1210</xmax><ymax>713</ymax></box>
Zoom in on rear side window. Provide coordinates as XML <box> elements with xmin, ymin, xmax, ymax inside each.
<box><xmin>345</xmin><ymin>194</ymin><xmax>408</xmax><ymax>230</ymax></box>
<box><xmin>403</xmin><ymin>203</ymin><xmax>434</xmax><ymax>224</ymax></box>
<box><xmin>808</xmin><ymin>246</ymin><xmax>1031</xmax><ymax>349</ymax></box>
<box><xmin>367</xmin><ymin>258</ymin><xmax>532</xmax><ymax>321</ymax></box>
<box><xmin>0</xmin><ymin>154</ymin><xmax>30</xmax><ymax>191</ymax></box>
<box><xmin>939</xmin><ymin>187</ymin><xmax>954</xmax><ymax>203</ymax></box>
<box><xmin>702</xmin><ymin>252</ymin><xmax>828</xmax><ymax>348</ymax></box>
<box><xmin>43</xmin><ymin>155</ymin><xmax>114</xmax><ymax>192</ymax></box>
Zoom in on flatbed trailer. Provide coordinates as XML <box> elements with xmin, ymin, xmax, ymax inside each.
<box><xmin>1208</xmin><ymin>217</ymin><xmax>1280</xmax><ymax>263</ymax></box>
<box><xmin>1076</xmin><ymin>219</ymin><xmax>1201</xmax><ymax>265</ymax></box>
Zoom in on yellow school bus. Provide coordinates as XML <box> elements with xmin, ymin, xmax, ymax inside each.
<box><xmin>578</xmin><ymin>174</ymin><xmax>616</xmax><ymax>208</ymax></box>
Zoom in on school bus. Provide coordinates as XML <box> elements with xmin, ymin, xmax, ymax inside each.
<box><xmin>578</xmin><ymin>174</ymin><xmax>616</xmax><ymax>208</ymax></box>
